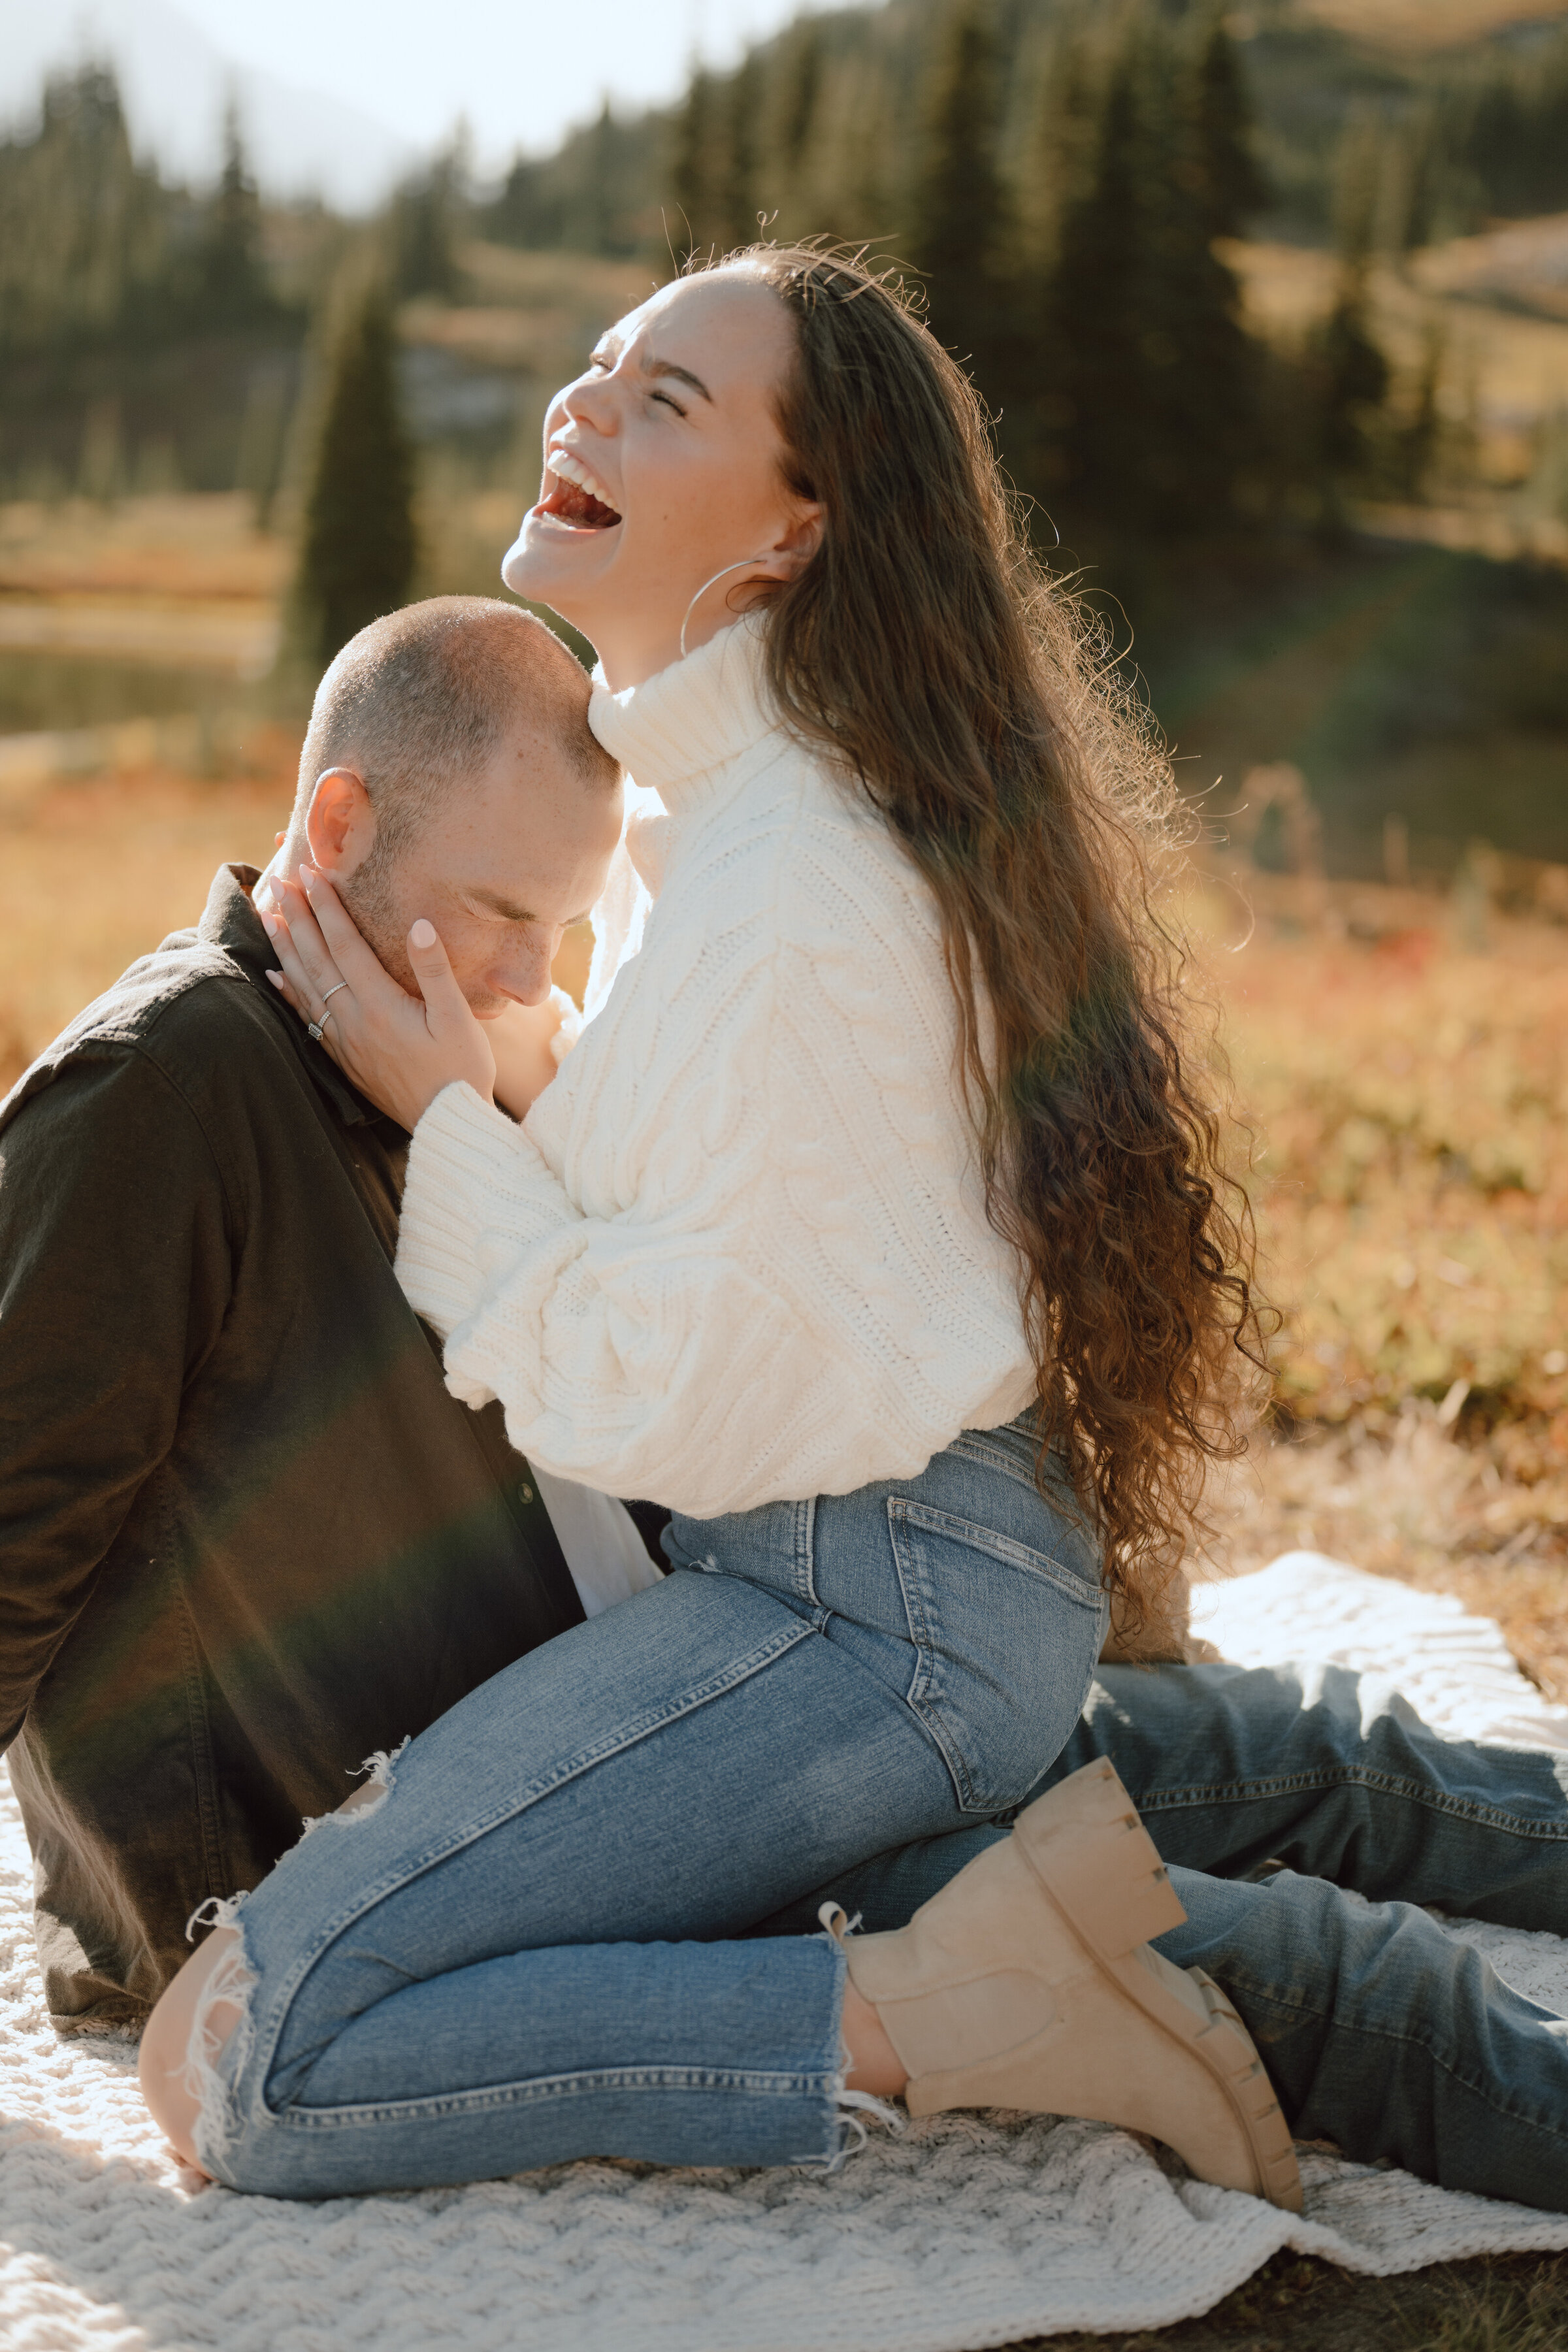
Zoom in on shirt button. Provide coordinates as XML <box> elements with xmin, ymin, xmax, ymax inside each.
<box><xmin>517</xmin><ymin>1482</ymin><xmax>534</xmax><ymax>1505</ymax></box>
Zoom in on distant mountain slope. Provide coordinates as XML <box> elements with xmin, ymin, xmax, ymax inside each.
<box><xmin>0</xmin><ymin>0</ymin><xmax>413</xmax><ymax>206</ymax></box>
<box><xmin>1297</xmin><ymin>0</ymin><xmax>1568</xmax><ymax>54</ymax></box>
<box><xmin>485</xmin><ymin>0</ymin><xmax>1568</xmax><ymax>261</ymax></box>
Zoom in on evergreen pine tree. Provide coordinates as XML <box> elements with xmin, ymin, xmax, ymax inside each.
<box><xmin>779</xmin><ymin>21</ymin><xmax>822</xmax><ymax>184</ymax></box>
<box><xmin>1039</xmin><ymin>52</ymin><xmax>1147</xmax><ymax>534</ymax></box>
<box><xmin>1192</xmin><ymin>12</ymin><xmax>1267</xmax><ymax>242</ymax></box>
<box><xmin>1315</xmin><ymin>276</ymin><xmax>1389</xmax><ymax>511</ymax></box>
<box><xmin>296</xmin><ymin>284</ymin><xmax>417</xmax><ymax>666</ymax></box>
<box><xmin>1017</xmin><ymin>26</ymin><xmax>1098</xmax><ymax>270</ymax></box>
<box><xmin>1396</xmin><ymin>319</ymin><xmax>1443</xmax><ymax>500</ymax></box>
<box><xmin>195</xmin><ymin>108</ymin><xmax>272</xmax><ymax>327</ymax></box>
<box><xmin>717</xmin><ymin>56</ymin><xmax>762</xmax><ymax>250</ymax></box>
<box><xmin>1135</xmin><ymin>16</ymin><xmax>1264</xmax><ymax>532</ymax></box>
<box><xmin>1315</xmin><ymin>120</ymin><xmax>1391</xmax><ymax>523</ymax></box>
<box><xmin>1394</xmin><ymin>106</ymin><xmax>1440</xmax><ymax>259</ymax></box>
<box><xmin>1036</xmin><ymin>12</ymin><xmax>1267</xmax><ymax>542</ymax></box>
<box><xmin>391</xmin><ymin>142</ymin><xmax>465</xmax><ymax>300</ymax></box>
<box><xmin>581</xmin><ymin>102</ymin><xmax>617</xmax><ymax>256</ymax></box>
<box><xmin>0</xmin><ymin>65</ymin><xmax>166</xmax><ymax>352</ymax></box>
<box><xmin>911</xmin><ymin>1</ymin><xmax>1017</xmax><ymax>412</ymax></box>
<box><xmin>670</xmin><ymin>69</ymin><xmax>719</xmax><ymax>261</ymax></box>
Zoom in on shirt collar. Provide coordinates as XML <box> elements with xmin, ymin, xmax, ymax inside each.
<box><xmin>198</xmin><ymin>863</ymin><xmax>400</xmax><ymax>1134</ymax></box>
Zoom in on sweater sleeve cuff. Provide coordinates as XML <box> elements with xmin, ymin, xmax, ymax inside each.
<box><xmin>395</xmin><ymin>1080</ymin><xmax>538</xmax><ymax>1344</ymax></box>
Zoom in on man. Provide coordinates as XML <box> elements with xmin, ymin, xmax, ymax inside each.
<box><xmin>0</xmin><ymin>596</ymin><xmax>651</xmax><ymax>2028</ymax></box>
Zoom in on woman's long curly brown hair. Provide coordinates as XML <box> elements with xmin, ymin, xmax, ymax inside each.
<box><xmin>710</xmin><ymin>242</ymin><xmax>1266</xmax><ymax>1644</ymax></box>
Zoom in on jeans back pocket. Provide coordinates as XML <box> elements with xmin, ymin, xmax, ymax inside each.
<box><xmin>887</xmin><ymin>1497</ymin><xmax>1107</xmax><ymax>1816</ymax></box>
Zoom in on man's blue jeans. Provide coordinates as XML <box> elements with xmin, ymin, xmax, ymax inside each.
<box><xmin>765</xmin><ymin>1661</ymin><xmax>1568</xmax><ymax>2212</ymax></box>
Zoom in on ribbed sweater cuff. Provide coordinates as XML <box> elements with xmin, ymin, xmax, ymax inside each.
<box><xmin>395</xmin><ymin>1080</ymin><xmax>534</xmax><ymax>1342</ymax></box>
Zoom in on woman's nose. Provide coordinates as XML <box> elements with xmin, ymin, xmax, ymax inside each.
<box><xmin>562</xmin><ymin>372</ymin><xmax>618</xmax><ymax>437</ymax></box>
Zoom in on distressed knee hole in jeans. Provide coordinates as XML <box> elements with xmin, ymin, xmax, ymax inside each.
<box><xmin>180</xmin><ymin>1892</ymin><xmax>258</xmax><ymax>2179</ymax></box>
<box><xmin>298</xmin><ymin>1739</ymin><xmax>410</xmax><ymax>1838</ymax></box>
<box><xmin>183</xmin><ymin>1740</ymin><xmax>409</xmax><ymax>2174</ymax></box>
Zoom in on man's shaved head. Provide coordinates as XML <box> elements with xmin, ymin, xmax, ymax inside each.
<box><xmin>271</xmin><ymin>595</ymin><xmax>625</xmax><ymax>1021</ymax></box>
<box><xmin>294</xmin><ymin>596</ymin><xmax>617</xmax><ymax>876</ymax></box>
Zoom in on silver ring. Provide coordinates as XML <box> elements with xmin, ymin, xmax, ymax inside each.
<box><xmin>306</xmin><ymin>1010</ymin><xmax>334</xmax><ymax>1042</ymax></box>
<box><xmin>321</xmin><ymin>981</ymin><xmax>350</xmax><ymax>1006</ymax></box>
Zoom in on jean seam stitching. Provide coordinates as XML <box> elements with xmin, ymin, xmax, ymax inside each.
<box><xmin>269</xmin><ymin>2064</ymin><xmax>845</xmax><ymax>2132</ymax></box>
<box><xmin>796</xmin><ymin>1494</ymin><xmax>820</xmax><ymax>1610</ymax></box>
<box><xmin>884</xmin><ymin>1495</ymin><xmax>976</xmax><ymax>1812</ymax></box>
<box><xmin>1134</xmin><ymin>1769</ymin><xmax>1568</xmax><ymax>1838</ymax></box>
<box><xmin>946</xmin><ymin>1431</ymin><xmax>1040</xmax><ymax>1492</ymax></box>
<box><xmin>889</xmin><ymin>1497</ymin><xmax>1102</xmax><ymax>1608</ymax></box>
<box><xmin>1218</xmin><ymin>1974</ymin><xmax>1568</xmax><ymax>2144</ymax></box>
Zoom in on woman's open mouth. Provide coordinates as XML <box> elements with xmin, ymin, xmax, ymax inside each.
<box><xmin>536</xmin><ymin>449</ymin><xmax>623</xmax><ymax>531</ymax></box>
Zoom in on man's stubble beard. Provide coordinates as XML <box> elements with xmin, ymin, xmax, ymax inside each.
<box><xmin>340</xmin><ymin>854</ymin><xmax>506</xmax><ymax>1021</ymax></box>
<box><xmin>338</xmin><ymin>858</ymin><xmax>418</xmax><ymax>998</ymax></box>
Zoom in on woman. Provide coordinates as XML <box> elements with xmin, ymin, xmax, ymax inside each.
<box><xmin>138</xmin><ymin>245</ymin><xmax>1292</xmax><ymax>2204</ymax></box>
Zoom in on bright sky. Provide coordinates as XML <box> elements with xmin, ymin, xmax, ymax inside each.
<box><xmin>168</xmin><ymin>0</ymin><xmax>821</xmax><ymax>165</ymax></box>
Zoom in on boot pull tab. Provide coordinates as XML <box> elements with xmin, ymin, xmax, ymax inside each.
<box><xmin>818</xmin><ymin>1901</ymin><xmax>853</xmax><ymax>1944</ymax></box>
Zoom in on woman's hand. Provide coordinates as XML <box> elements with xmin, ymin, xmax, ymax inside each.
<box><xmin>261</xmin><ymin>864</ymin><xmax>496</xmax><ymax>1133</ymax></box>
<box><xmin>486</xmin><ymin>994</ymin><xmax>567</xmax><ymax>1123</ymax></box>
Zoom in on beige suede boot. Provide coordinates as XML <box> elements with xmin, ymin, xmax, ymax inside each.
<box><xmin>836</xmin><ymin>1757</ymin><xmax>1302</xmax><ymax>2211</ymax></box>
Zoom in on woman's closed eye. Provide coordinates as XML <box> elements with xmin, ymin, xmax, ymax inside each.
<box><xmin>587</xmin><ymin>350</ymin><xmax>687</xmax><ymax>417</ymax></box>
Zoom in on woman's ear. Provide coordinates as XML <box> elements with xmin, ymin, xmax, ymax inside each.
<box><xmin>759</xmin><ymin>500</ymin><xmax>824</xmax><ymax>583</ymax></box>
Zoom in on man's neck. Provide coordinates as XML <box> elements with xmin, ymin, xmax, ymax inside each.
<box><xmin>253</xmin><ymin>840</ymin><xmax>304</xmax><ymax>918</ymax></box>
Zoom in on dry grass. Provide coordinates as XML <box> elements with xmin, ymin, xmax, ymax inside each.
<box><xmin>0</xmin><ymin>493</ymin><xmax>287</xmax><ymax>601</ymax></box>
<box><xmin>1180</xmin><ymin>885</ymin><xmax>1568</xmax><ymax>1693</ymax></box>
<box><xmin>1201</xmin><ymin>904</ymin><xmax>1568</xmax><ymax>1426</ymax></box>
<box><xmin>0</xmin><ymin>759</ymin><xmax>297</xmax><ymax>1090</ymax></box>
<box><xmin>0</xmin><ymin>495</ymin><xmax>288</xmax><ymax>679</ymax></box>
<box><xmin>1214</xmin><ymin>1407</ymin><xmax>1568</xmax><ymax>1696</ymax></box>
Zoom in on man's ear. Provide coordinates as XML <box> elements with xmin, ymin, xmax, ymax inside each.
<box><xmin>303</xmin><ymin>768</ymin><xmax>376</xmax><ymax>880</ymax></box>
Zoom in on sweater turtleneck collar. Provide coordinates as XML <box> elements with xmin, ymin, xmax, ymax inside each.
<box><xmin>587</xmin><ymin>610</ymin><xmax>777</xmax><ymax>804</ymax></box>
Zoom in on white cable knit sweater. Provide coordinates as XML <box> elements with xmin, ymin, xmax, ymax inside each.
<box><xmin>395</xmin><ymin>613</ymin><xmax>1036</xmax><ymax>1516</ymax></box>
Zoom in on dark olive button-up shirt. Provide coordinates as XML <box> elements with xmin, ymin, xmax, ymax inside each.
<box><xmin>0</xmin><ymin>864</ymin><xmax>585</xmax><ymax>2027</ymax></box>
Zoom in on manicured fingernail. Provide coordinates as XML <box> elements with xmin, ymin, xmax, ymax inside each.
<box><xmin>410</xmin><ymin>919</ymin><xmax>436</xmax><ymax>949</ymax></box>
<box><xmin>299</xmin><ymin>862</ymin><xmax>318</xmax><ymax>890</ymax></box>
<box><xmin>265</xmin><ymin>969</ymin><xmax>284</xmax><ymax>988</ymax></box>
<box><xmin>261</xmin><ymin>911</ymin><xmax>281</xmax><ymax>936</ymax></box>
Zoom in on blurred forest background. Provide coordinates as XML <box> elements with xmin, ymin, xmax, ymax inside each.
<box><xmin>4</xmin><ymin>0</ymin><xmax>1568</xmax><ymax>1693</ymax></box>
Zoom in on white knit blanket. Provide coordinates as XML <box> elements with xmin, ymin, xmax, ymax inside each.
<box><xmin>5</xmin><ymin>1552</ymin><xmax>1568</xmax><ymax>2352</ymax></box>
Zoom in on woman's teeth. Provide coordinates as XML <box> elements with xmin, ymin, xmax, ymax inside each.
<box><xmin>549</xmin><ymin>449</ymin><xmax>614</xmax><ymax>506</ymax></box>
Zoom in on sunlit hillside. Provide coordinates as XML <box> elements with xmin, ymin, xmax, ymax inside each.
<box><xmin>1298</xmin><ymin>0</ymin><xmax>1568</xmax><ymax>51</ymax></box>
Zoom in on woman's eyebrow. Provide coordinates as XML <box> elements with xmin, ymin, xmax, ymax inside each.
<box><xmin>644</xmin><ymin>355</ymin><xmax>713</xmax><ymax>404</ymax></box>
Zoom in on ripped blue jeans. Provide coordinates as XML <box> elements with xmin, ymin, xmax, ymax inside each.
<box><xmin>188</xmin><ymin>1416</ymin><xmax>1107</xmax><ymax>2196</ymax></box>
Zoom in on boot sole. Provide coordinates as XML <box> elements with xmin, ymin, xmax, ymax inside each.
<box><xmin>1019</xmin><ymin>1761</ymin><xmax>1303</xmax><ymax>2212</ymax></box>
